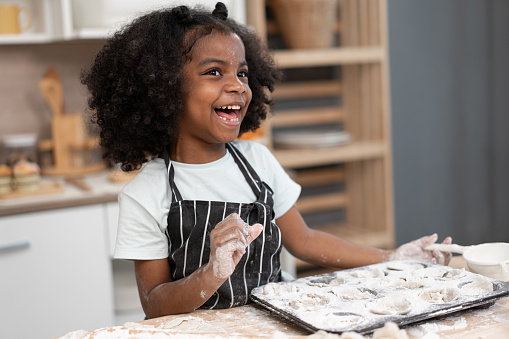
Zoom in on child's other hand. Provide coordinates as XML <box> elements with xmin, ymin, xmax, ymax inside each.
<box><xmin>208</xmin><ymin>213</ymin><xmax>263</xmax><ymax>280</ymax></box>
<box><xmin>390</xmin><ymin>234</ymin><xmax>452</xmax><ymax>265</ymax></box>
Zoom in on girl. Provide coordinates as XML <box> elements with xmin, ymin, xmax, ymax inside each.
<box><xmin>81</xmin><ymin>2</ymin><xmax>451</xmax><ymax>318</ymax></box>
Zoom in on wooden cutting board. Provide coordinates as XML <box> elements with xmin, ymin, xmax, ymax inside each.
<box><xmin>38</xmin><ymin>67</ymin><xmax>107</xmax><ymax>176</ymax></box>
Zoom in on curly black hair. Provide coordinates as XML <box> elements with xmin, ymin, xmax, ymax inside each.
<box><xmin>81</xmin><ymin>2</ymin><xmax>282</xmax><ymax>171</ymax></box>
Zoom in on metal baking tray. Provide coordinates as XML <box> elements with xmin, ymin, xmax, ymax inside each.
<box><xmin>250</xmin><ymin>260</ymin><xmax>509</xmax><ymax>335</ymax></box>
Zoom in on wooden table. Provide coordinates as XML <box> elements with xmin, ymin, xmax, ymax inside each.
<box><xmin>61</xmin><ymin>257</ymin><xmax>509</xmax><ymax>338</ymax></box>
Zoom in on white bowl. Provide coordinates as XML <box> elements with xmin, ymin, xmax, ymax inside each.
<box><xmin>463</xmin><ymin>243</ymin><xmax>509</xmax><ymax>281</ymax></box>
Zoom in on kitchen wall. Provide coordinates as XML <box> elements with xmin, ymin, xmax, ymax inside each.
<box><xmin>388</xmin><ymin>0</ymin><xmax>509</xmax><ymax>246</ymax></box>
<box><xmin>0</xmin><ymin>41</ymin><xmax>104</xmax><ymax>140</ymax></box>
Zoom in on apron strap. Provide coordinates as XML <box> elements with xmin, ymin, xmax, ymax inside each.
<box><xmin>226</xmin><ymin>143</ymin><xmax>263</xmax><ymax>196</ymax></box>
<box><xmin>163</xmin><ymin>146</ymin><xmax>183</xmax><ymax>202</ymax></box>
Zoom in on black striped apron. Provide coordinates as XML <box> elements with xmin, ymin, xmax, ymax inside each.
<box><xmin>163</xmin><ymin>143</ymin><xmax>282</xmax><ymax>309</ymax></box>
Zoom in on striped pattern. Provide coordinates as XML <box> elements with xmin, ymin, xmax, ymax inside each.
<box><xmin>163</xmin><ymin>144</ymin><xmax>282</xmax><ymax>309</ymax></box>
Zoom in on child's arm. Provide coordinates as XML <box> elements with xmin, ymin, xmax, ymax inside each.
<box><xmin>134</xmin><ymin>213</ymin><xmax>263</xmax><ymax>318</ymax></box>
<box><xmin>277</xmin><ymin>206</ymin><xmax>451</xmax><ymax>269</ymax></box>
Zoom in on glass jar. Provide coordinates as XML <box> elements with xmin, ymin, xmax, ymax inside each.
<box><xmin>1</xmin><ymin>133</ymin><xmax>38</xmax><ymax>166</ymax></box>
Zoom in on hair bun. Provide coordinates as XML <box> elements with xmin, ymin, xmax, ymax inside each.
<box><xmin>172</xmin><ymin>5</ymin><xmax>192</xmax><ymax>24</ymax></box>
<box><xmin>212</xmin><ymin>2</ymin><xmax>228</xmax><ymax>20</ymax></box>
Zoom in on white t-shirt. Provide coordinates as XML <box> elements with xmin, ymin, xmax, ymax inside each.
<box><xmin>114</xmin><ymin>140</ymin><xmax>301</xmax><ymax>260</ymax></box>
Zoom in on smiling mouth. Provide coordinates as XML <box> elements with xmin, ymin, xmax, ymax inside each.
<box><xmin>214</xmin><ymin>105</ymin><xmax>241</xmax><ymax>122</ymax></box>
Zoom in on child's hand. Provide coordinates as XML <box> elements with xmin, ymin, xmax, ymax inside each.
<box><xmin>389</xmin><ymin>234</ymin><xmax>452</xmax><ymax>265</ymax></box>
<box><xmin>208</xmin><ymin>213</ymin><xmax>263</xmax><ymax>280</ymax></box>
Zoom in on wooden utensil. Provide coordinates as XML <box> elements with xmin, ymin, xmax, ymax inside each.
<box><xmin>38</xmin><ymin>67</ymin><xmax>107</xmax><ymax>176</ymax></box>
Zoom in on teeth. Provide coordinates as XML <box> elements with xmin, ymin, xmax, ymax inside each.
<box><xmin>218</xmin><ymin>116</ymin><xmax>239</xmax><ymax>122</ymax></box>
<box><xmin>219</xmin><ymin>105</ymin><xmax>241</xmax><ymax>110</ymax></box>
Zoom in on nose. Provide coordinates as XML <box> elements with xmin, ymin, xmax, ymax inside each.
<box><xmin>224</xmin><ymin>74</ymin><xmax>246</xmax><ymax>93</ymax></box>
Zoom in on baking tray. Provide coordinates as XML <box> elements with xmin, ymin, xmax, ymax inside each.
<box><xmin>250</xmin><ymin>260</ymin><xmax>509</xmax><ymax>335</ymax></box>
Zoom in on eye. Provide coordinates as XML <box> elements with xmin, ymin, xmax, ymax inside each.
<box><xmin>238</xmin><ymin>70</ymin><xmax>248</xmax><ymax>78</ymax></box>
<box><xmin>204</xmin><ymin>69</ymin><xmax>221</xmax><ymax>76</ymax></box>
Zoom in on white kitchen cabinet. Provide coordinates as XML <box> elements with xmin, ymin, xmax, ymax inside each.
<box><xmin>104</xmin><ymin>201</ymin><xmax>146</xmax><ymax>325</ymax></box>
<box><xmin>0</xmin><ymin>0</ymin><xmax>246</xmax><ymax>44</ymax></box>
<box><xmin>0</xmin><ymin>204</ymin><xmax>115</xmax><ymax>339</ymax></box>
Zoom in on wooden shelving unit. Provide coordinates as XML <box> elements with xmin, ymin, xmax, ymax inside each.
<box><xmin>246</xmin><ymin>0</ymin><xmax>394</xmax><ymax>274</ymax></box>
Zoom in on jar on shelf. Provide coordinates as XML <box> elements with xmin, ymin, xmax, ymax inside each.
<box><xmin>1</xmin><ymin>133</ymin><xmax>38</xmax><ymax>166</ymax></box>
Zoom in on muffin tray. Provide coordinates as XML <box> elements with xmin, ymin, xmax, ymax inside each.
<box><xmin>250</xmin><ymin>260</ymin><xmax>509</xmax><ymax>335</ymax></box>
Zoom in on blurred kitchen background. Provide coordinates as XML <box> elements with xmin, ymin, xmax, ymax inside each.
<box><xmin>1</xmin><ymin>0</ymin><xmax>508</xmax><ymax>338</ymax></box>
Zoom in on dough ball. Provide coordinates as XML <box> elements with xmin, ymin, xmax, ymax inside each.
<box><xmin>290</xmin><ymin>293</ymin><xmax>331</xmax><ymax>311</ymax></box>
<box><xmin>323</xmin><ymin>313</ymin><xmax>365</xmax><ymax>329</ymax></box>
<box><xmin>262</xmin><ymin>282</ymin><xmax>300</xmax><ymax>295</ymax></box>
<box><xmin>367</xmin><ymin>295</ymin><xmax>412</xmax><ymax>315</ymax></box>
<box><xmin>380</xmin><ymin>276</ymin><xmax>425</xmax><ymax>290</ymax></box>
<box><xmin>330</xmin><ymin>285</ymin><xmax>375</xmax><ymax>300</ymax></box>
<box><xmin>372</xmin><ymin>321</ymin><xmax>409</xmax><ymax>339</ymax></box>
<box><xmin>386</xmin><ymin>261</ymin><xmax>426</xmax><ymax>272</ymax></box>
<box><xmin>350</xmin><ymin>267</ymin><xmax>384</xmax><ymax>278</ymax></box>
<box><xmin>461</xmin><ymin>276</ymin><xmax>494</xmax><ymax>295</ymax></box>
<box><xmin>419</xmin><ymin>287</ymin><xmax>460</xmax><ymax>303</ymax></box>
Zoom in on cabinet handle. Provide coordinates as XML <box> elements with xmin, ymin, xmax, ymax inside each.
<box><xmin>0</xmin><ymin>240</ymin><xmax>30</xmax><ymax>254</ymax></box>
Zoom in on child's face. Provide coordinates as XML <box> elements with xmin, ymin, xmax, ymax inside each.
<box><xmin>179</xmin><ymin>31</ymin><xmax>252</xmax><ymax>146</ymax></box>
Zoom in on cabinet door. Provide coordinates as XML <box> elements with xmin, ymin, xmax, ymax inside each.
<box><xmin>0</xmin><ymin>205</ymin><xmax>114</xmax><ymax>339</ymax></box>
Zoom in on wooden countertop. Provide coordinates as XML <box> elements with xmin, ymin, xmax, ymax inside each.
<box><xmin>58</xmin><ymin>257</ymin><xmax>509</xmax><ymax>339</ymax></box>
<box><xmin>0</xmin><ymin>171</ymin><xmax>126</xmax><ymax>216</ymax></box>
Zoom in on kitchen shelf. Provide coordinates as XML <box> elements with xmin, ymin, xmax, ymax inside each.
<box><xmin>273</xmin><ymin>46</ymin><xmax>385</xmax><ymax>68</ymax></box>
<box><xmin>272</xmin><ymin>80</ymin><xmax>342</xmax><ymax>100</ymax></box>
<box><xmin>273</xmin><ymin>141</ymin><xmax>386</xmax><ymax>168</ymax></box>
<box><xmin>270</xmin><ymin>107</ymin><xmax>343</xmax><ymax>127</ymax></box>
<box><xmin>247</xmin><ymin>0</ymin><xmax>394</xmax><ymax>275</ymax></box>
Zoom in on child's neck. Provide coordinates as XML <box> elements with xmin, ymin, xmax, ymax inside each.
<box><xmin>168</xmin><ymin>141</ymin><xmax>227</xmax><ymax>164</ymax></box>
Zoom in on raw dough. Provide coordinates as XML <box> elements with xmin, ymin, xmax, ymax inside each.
<box><xmin>323</xmin><ymin>313</ymin><xmax>365</xmax><ymax>329</ymax></box>
<box><xmin>380</xmin><ymin>276</ymin><xmax>425</xmax><ymax>290</ymax></box>
<box><xmin>290</xmin><ymin>293</ymin><xmax>331</xmax><ymax>311</ymax></box>
<box><xmin>415</xmin><ymin>267</ymin><xmax>465</xmax><ymax>281</ymax></box>
<box><xmin>372</xmin><ymin>321</ymin><xmax>410</xmax><ymax>339</ymax></box>
<box><xmin>329</xmin><ymin>276</ymin><xmax>346</xmax><ymax>286</ymax></box>
<box><xmin>350</xmin><ymin>267</ymin><xmax>384</xmax><ymax>278</ymax></box>
<box><xmin>419</xmin><ymin>287</ymin><xmax>460</xmax><ymax>303</ymax></box>
<box><xmin>263</xmin><ymin>282</ymin><xmax>300</xmax><ymax>295</ymax></box>
<box><xmin>461</xmin><ymin>276</ymin><xmax>494</xmax><ymax>295</ymax></box>
<box><xmin>439</xmin><ymin>268</ymin><xmax>466</xmax><ymax>280</ymax></box>
<box><xmin>367</xmin><ymin>295</ymin><xmax>412</xmax><ymax>315</ymax></box>
<box><xmin>308</xmin><ymin>276</ymin><xmax>346</xmax><ymax>288</ymax></box>
<box><xmin>330</xmin><ymin>285</ymin><xmax>375</xmax><ymax>300</ymax></box>
<box><xmin>386</xmin><ymin>261</ymin><xmax>426</xmax><ymax>271</ymax></box>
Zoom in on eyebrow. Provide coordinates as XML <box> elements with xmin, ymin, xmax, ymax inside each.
<box><xmin>198</xmin><ymin>58</ymin><xmax>248</xmax><ymax>68</ymax></box>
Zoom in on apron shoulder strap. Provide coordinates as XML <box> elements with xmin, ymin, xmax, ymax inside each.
<box><xmin>226</xmin><ymin>143</ymin><xmax>262</xmax><ymax>196</ymax></box>
<box><xmin>163</xmin><ymin>147</ymin><xmax>183</xmax><ymax>202</ymax></box>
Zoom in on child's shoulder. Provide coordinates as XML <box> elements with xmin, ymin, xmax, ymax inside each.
<box><xmin>231</xmin><ymin>140</ymin><xmax>270</xmax><ymax>156</ymax></box>
<box><xmin>120</xmin><ymin>158</ymin><xmax>166</xmax><ymax>197</ymax></box>
<box><xmin>231</xmin><ymin>140</ymin><xmax>280</xmax><ymax>168</ymax></box>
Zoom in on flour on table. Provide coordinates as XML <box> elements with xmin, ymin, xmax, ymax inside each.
<box><xmin>329</xmin><ymin>285</ymin><xmax>375</xmax><ymax>300</ymax></box>
<box><xmin>367</xmin><ymin>295</ymin><xmax>412</xmax><ymax>315</ymax></box>
<box><xmin>59</xmin><ymin>329</ymin><xmax>89</xmax><ymax>339</ymax></box>
<box><xmin>160</xmin><ymin>316</ymin><xmax>218</xmax><ymax>332</ymax></box>
<box><xmin>290</xmin><ymin>293</ymin><xmax>331</xmax><ymax>311</ymax></box>
<box><xmin>461</xmin><ymin>276</ymin><xmax>494</xmax><ymax>294</ymax></box>
<box><xmin>419</xmin><ymin>287</ymin><xmax>460</xmax><ymax>303</ymax></box>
